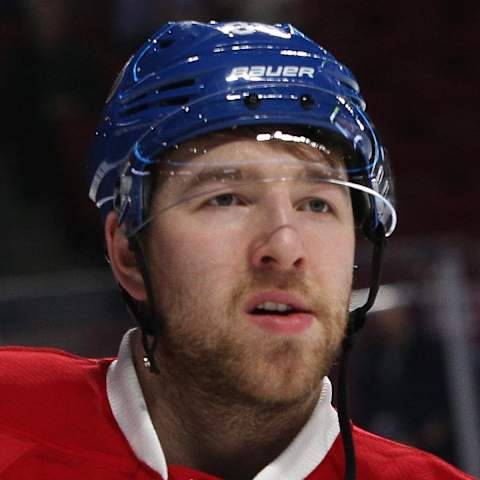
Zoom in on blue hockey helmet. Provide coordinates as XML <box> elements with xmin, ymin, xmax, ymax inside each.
<box><xmin>87</xmin><ymin>21</ymin><xmax>396</xmax><ymax>238</ymax></box>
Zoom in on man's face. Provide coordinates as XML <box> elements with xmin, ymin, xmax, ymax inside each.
<box><xmin>145</xmin><ymin>136</ymin><xmax>355</xmax><ymax>405</ymax></box>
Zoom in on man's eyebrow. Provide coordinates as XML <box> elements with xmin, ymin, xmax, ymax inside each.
<box><xmin>186</xmin><ymin>166</ymin><xmax>248</xmax><ymax>184</ymax></box>
<box><xmin>168</xmin><ymin>161</ymin><xmax>343</xmax><ymax>192</ymax></box>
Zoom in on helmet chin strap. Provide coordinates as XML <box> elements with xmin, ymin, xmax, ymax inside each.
<box><xmin>338</xmin><ymin>223</ymin><xmax>387</xmax><ymax>480</ymax></box>
<box><xmin>120</xmin><ymin>234</ymin><xmax>160</xmax><ymax>374</ymax></box>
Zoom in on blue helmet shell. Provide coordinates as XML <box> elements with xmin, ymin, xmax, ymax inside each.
<box><xmin>88</xmin><ymin>21</ymin><xmax>394</xmax><ymax>236</ymax></box>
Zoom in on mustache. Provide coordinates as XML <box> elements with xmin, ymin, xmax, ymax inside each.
<box><xmin>231</xmin><ymin>269</ymin><xmax>314</xmax><ymax>305</ymax></box>
<box><xmin>247</xmin><ymin>269</ymin><xmax>310</xmax><ymax>293</ymax></box>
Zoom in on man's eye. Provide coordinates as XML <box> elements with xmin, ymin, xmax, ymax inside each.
<box><xmin>207</xmin><ymin>193</ymin><xmax>240</xmax><ymax>207</ymax></box>
<box><xmin>302</xmin><ymin>198</ymin><xmax>330</xmax><ymax>213</ymax></box>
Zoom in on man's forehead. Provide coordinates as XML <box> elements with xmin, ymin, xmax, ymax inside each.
<box><xmin>152</xmin><ymin>138</ymin><xmax>350</xmax><ymax>207</ymax></box>
<box><xmin>159</xmin><ymin>129</ymin><xmax>345</xmax><ymax>171</ymax></box>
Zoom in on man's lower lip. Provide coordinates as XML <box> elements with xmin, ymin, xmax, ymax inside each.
<box><xmin>247</xmin><ymin>313</ymin><xmax>314</xmax><ymax>334</ymax></box>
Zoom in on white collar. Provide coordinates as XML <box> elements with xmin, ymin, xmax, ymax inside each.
<box><xmin>107</xmin><ymin>329</ymin><xmax>340</xmax><ymax>480</ymax></box>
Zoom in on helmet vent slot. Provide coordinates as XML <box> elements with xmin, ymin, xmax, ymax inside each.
<box><xmin>121</xmin><ymin>96</ymin><xmax>191</xmax><ymax>116</ymax></box>
<box><xmin>156</xmin><ymin>78</ymin><xmax>195</xmax><ymax>93</ymax></box>
<box><xmin>120</xmin><ymin>79</ymin><xmax>195</xmax><ymax>117</ymax></box>
<box><xmin>156</xmin><ymin>39</ymin><xmax>174</xmax><ymax>49</ymax></box>
<box><xmin>158</xmin><ymin>96</ymin><xmax>190</xmax><ymax>106</ymax></box>
<box><xmin>121</xmin><ymin>79</ymin><xmax>195</xmax><ymax>108</ymax></box>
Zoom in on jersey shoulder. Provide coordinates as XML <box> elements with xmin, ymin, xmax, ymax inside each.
<box><xmin>0</xmin><ymin>345</ymin><xmax>112</xmax><ymax>401</ymax></box>
<box><xmin>352</xmin><ymin>425</ymin><xmax>476</xmax><ymax>479</ymax></box>
<box><xmin>0</xmin><ymin>346</ymin><xmax>128</xmax><ymax>457</ymax></box>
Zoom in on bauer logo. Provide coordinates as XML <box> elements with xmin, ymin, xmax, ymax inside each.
<box><xmin>227</xmin><ymin>65</ymin><xmax>315</xmax><ymax>81</ymax></box>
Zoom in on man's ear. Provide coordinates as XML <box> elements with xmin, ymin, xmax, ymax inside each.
<box><xmin>104</xmin><ymin>211</ymin><xmax>147</xmax><ymax>301</ymax></box>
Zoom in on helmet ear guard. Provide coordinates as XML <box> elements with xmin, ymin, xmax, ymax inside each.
<box><xmin>140</xmin><ymin>169</ymin><xmax>153</xmax><ymax>229</ymax></box>
<box><xmin>113</xmin><ymin>168</ymin><xmax>132</xmax><ymax>223</ymax></box>
<box><xmin>351</xmin><ymin>189</ymin><xmax>369</xmax><ymax>236</ymax></box>
<box><xmin>112</xmin><ymin>159</ymin><xmax>154</xmax><ymax>234</ymax></box>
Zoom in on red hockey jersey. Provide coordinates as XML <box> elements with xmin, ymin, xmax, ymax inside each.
<box><xmin>0</xmin><ymin>332</ymin><xmax>476</xmax><ymax>480</ymax></box>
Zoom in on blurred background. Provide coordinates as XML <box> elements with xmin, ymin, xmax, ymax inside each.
<box><xmin>1</xmin><ymin>0</ymin><xmax>479</xmax><ymax>476</ymax></box>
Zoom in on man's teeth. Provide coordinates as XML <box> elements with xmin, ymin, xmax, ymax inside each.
<box><xmin>256</xmin><ymin>302</ymin><xmax>294</xmax><ymax>312</ymax></box>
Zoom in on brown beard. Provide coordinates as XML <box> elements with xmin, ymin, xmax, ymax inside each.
<box><xmin>151</xmin><ymin>266</ymin><xmax>350</xmax><ymax>409</ymax></box>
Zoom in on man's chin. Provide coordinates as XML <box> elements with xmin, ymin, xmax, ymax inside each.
<box><xmin>232</xmin><ymin>342</ymin><xmax>328</xmax><ymax>406</ymax></box>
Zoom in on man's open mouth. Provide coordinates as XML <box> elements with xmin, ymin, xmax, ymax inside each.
<box><xmin>251</xmin><ymin>302</ymin><xmax>303</xmax><ymax>316</ymax></box>
<box><xmin>245</xmin><ymin>292</ymin><xmax>314</xmax><ymax>334</ymax></box>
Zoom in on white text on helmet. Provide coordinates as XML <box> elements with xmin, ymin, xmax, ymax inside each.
<box><xmin>217</xmin><ymin>22</ymin><xmax>292</xmax><ymax>39</ymax></box>
<box><xmin>226</xmin><ymin>65</ymin><xmax>315</xmax><ymax>82</ymax></box>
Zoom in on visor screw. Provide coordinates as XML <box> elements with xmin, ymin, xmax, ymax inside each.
<box><xmin>244</xmin><ymin>93</ymin><xmax>261</xmax><ymax>109</ymax></box>
<box><xmin>300</xmin><ymin>94</ymin><xmax>314</xmax><ymax>109</ymax></box>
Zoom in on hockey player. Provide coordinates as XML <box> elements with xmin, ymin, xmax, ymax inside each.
<box><xmin>0</xmin><ymin>21</ymin><xmax>476</xmax><ymax>480</ymax></box>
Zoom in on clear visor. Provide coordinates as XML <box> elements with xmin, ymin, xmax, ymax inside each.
<box><xmin>129</xmin><ymin>130</ymin><xmax>396</xmax><ymax>237</ymax></box>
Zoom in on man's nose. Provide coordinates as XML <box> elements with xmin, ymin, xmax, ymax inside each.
<box><xmin>249</xmin><ymin>194</ymin><xmax>307</xmax><ymax>271</ymax></box>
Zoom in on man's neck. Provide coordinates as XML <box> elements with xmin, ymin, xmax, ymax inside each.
<box><xmin>132</xmin><ymin>333</ymin><xmax>321</xmax><ymax>479</ymax></box>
